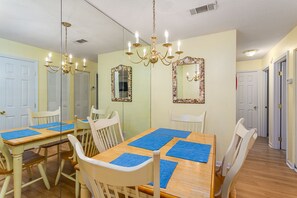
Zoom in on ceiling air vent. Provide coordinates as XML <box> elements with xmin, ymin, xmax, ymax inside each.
<box><xmin>190</xmin><ymin>1</ymin><xmax>217</xmax><ymax>15</ymax></box>
<box><xmin>75</xmin><ymin>39</ymin><xmax>88</xmax><ymax>44</ymax></box>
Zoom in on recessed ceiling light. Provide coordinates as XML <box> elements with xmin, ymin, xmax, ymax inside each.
<box><xmin>243</xmin><ymin>49</ymin><xmax>257</xmax><ymax>57</ymax></box>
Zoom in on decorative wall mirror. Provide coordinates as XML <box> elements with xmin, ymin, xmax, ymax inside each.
<box><xmin>172</xmin><ymin>56</ymin><xmax>205</xmax><ymax>104</ymax></box>
<box><xmin>111</xmin><ymin>65</ymin><xmax>132</xmax><ymax>102</ymax></box>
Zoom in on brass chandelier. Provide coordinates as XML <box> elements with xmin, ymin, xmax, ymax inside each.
<box><xmin>186</xmin><ymin>64</ymin><xmax>202</xmax><ymax>82</ymax></box>
<box><xmin>126</xmin><ymin>0</ymin><xmax>183</xmax><ymax>66</ymax></box>
<box><xmin>45</xmin><ymin>22</ymin><xmax>87</xmax><ymax>74</ymax></box>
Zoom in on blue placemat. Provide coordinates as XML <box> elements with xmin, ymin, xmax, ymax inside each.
<box><xmin>166</xmin><ymin>140</ymin><xmax>211</xmax><ymax>163</ymax></box>
<box><xmin>150</xmin><ymin>128</ymin><xmax>191</xmax><ymax>138</ymax></box>
<box><xmin>30</xmin><ymin>122</ymin><xmax>66</xmax><ymax>129</ymax></box>
<box><xmin>0</xmin><ymin>129</ymin><xmax>41</xmax><ymax>140</ymax></box>
<box><xmin>128</xmin><ymin>134</ymin><xmax>173</xmax><ymax>151</ymax></box>
<box><xmin>110</xmin><ymin>153</ymin><xmax>177</xmax><ymax>188</ymax></box>
<box><xmin>47</xmin><ymin>124</ymin><xmax>74</xmax><ymax>132</ymax></box>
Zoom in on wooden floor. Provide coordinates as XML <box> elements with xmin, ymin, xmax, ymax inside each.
<box><xmin>236</xmin><ymin>137</ymin><xmax>297</xmax><ymax>198</ymax></box>
<box><xmin>1</xmin><ymin>137</ymin><xmax>297</xmax><ymax>197</ymax></box>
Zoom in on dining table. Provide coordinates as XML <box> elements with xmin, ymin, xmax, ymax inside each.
<box><xmin>0</xmin><ymin>121</ymin><xmax>76</xmax><ymax>198</ymax></box>
<box><xmin>77</xmin><ymin>128</ymin><xmax>216</xmax><ymax>198</ymax></box>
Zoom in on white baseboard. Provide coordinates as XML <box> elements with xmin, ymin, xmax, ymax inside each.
<box><xmin>286</xmin><ymin>160</ymin><xmax>294</xmax><ymax>169</ymax></box>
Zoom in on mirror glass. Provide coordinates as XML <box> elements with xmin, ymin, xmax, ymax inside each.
<box><xmin>111</xmin><ymin>65</ymin><xmax>132</xmax><ymax>102</ymax></box>
<box><xmin>172</xmin><ymin>56</ymin><xmax>205</xmax><ymax>104</ymax></box>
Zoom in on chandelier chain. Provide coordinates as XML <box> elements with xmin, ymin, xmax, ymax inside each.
<box><xmin>153</xmin><ymin>0</ymin><xmax>155</xmax><ymax>35</ymax></box>
<box><xmin>65</xmin><ymin>25</ymin><xmax>68</xmax><ymax>54</ymax></box>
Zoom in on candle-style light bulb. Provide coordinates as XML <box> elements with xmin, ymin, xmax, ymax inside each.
<box><xmin>196</xmin><ymin>64</ymin><xmax>200</xmax><ymax>74</ymax></box>
<box><xmin>48</xmin><ymin>52</ymin><xmax>52</xmax><ymax>61</ymax></box>
<box><xmin>128</xmin><ymin>41</ymin><xmax>132</xmax><ymax>52</ymax></box>
<box><xmin>45</xmin><ymin>57</ymin><xmax>49</xmax><ymax>66</ymax></box>
<box><xmin>143</xmin><ymin>48</ymin><xmax>146</xmax><ymax>57</ymax></box>
<box><xmin>62</xmin><ymin>61</ymin><xmax>65</xmax><ymax>66</ymax></box>
<box><xmin>186</xmin><ymin>72</ymin><xmax>189</xmax><ymax>78</ymax></box>
<box><xmin>83</xmin><ymin>58</ymin><xmax>86</xmax><ymax>66</ymax></box>
<box><xmin>69</xmin><ymin>54</ymin><xmax>73</xmax><ymax>63</ymax></box>
<box><xmin>164</xmin><ymin>30</ymin><xmax>169</xmax><ymax>43</ymax></box>
<box><xmin>135</xmin><ymin>31</ymin><xmax>139</xmax><ymax>43</ymax></box>
<box><xmin>177</xmin><ymin>40</ymin><xmax>181</xmax><ymax>51</ymax></box>
<box><xmin>75</xmin><ymin>62</ymin><xmax>78</xmax><ymax>70</ymax></box>
<box><xmin>168</xmin><ymin>47</ymin><xmax>172</xmax><ymax>56</ymax></box>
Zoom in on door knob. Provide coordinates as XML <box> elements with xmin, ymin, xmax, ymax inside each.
<box><xmin>0</xmin><ymin>111</ymin><xmax>6</xmax><ymax>115</ymax></box>
<box><xmin>253</xmin><ymin>106</ymin><xmax>257</xmax><ymax>110</ymax></box>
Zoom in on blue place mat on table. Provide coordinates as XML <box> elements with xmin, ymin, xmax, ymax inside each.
<box><xmin>150</xmin><ymin>128</ymin><xmax>191</xmax><ymax>138</ymax></box>
<box><xmin>30</xmin><ymin>122</ymin><xmax>66</xmax><ymax>129</ymax></box>
<box><xmin>0</xmin><ymin>129</ymin><xmax>41</xmax><ymax>140</ymax></box>
<box><xmin>111</xmin><ymin>153</ymin><xmax>177</xmax><ymax>188</ymax></box>
<box><xmin>166</xmin><ymin>140</ymin><xmax>211</xmax><ymax>163</ymax></box>
<box><xmin>128</xmin><ymin>134</ymin><xmax>173</xmax><ymax>151</ymax></box>
<box><xmin>47</xmin><ymin>124</ymin><xmax>74</xmax><ymax>132</ymax></box>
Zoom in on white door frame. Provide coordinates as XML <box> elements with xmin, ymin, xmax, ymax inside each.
<box><xmin>295</xmin><ymin>49</ymin><xmax>297</xmax><ymax>170</ymax></box>
<box><xmin>272</xmin><ymin>52</ymin><xmax>289</xmax><ymax>158</ymax></box>
<box><xmin>261</xmin><ymin>66</ymin><xmax>269</xmax><ymax>137</ymax></box>
<box><xmin>0</xmin><ymin>54</ymin><xmax>38</xmax><ymax>112</ymax></box>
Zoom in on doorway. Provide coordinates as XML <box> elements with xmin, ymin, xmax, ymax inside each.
<box><xmin>236</xmin><ymin>71</ymin><xmax>258</xmax><ymax>129</ymax></box>
<box><xmin>263</xmin><ymin>68</ymin><xmax>269</xmax><ymax>137</ymax></box>
<box><xmin>74</xmin><ymin>71</ymin><xmax>90</xmax><ymax>119</ymax></box>
<box><xmin>0</xmin><ymin>55</ymin><xmax>38</xmax><ymax>130</ymax></box>
<box><xmin>273</xmin><ymin>56</ymin><xmax>287</xmax><ymax>150</ymax></box>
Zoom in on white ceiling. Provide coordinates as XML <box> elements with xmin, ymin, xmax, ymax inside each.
<box><xmin>1</xmin><ymin>0</ymin><xmax>297</xmax><ymax>62</ymax></box>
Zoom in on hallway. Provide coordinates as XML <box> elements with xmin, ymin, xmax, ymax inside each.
<box><xmin>236</xmin><ymin>137</ymin><xmax>297</xmax><ymax>198</ymax></box>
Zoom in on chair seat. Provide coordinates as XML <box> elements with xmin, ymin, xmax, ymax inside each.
<box><xmin>23</xmin><ymin>150</ymin><xmax>45</xmax><ymax>167</ymax></box>
<box><xmin>40</xmin><ymin>139</ymin><xmax>69</xmax><ymax>148</ymax></box>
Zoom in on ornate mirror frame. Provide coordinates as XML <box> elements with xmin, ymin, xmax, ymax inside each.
<box><xmin>111</xmin><ymin>65</ymin><xmax>132</xmax><ymax>102</ymax></box>
<box><xmin>172</xmin><ymin>56</ymin><xmax>205</xmax><ymax>104</ymax></box>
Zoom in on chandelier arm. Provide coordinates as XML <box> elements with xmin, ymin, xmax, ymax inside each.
<box><xmin>143</xmin><ymin>59</ymin><xmax>151</xmax><ymax>67</ymax></box>
<box><xmin>136</xmin><ymin>49</ymin><xmax>146</xmax><ymax>60</ymax></box>
<box><xmin>128</xmin><ymin>55</ymin><xmax>144</xmax><ymax>64</ymax></box>
<box><xmin>158</xmin><ymin>54</ymin><xmax>172</xmax><ymax>66</ymax></box>
<box><xmin>158</xmin><ymin>49</ymin><xmax>169</xmax><ymax>60</ymax></box>
<box><xmin>47</xmin><ymin>66</ymin><xmax>60</xmax><ymax>73</ymax></box>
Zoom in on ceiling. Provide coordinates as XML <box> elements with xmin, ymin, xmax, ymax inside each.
<box><xmin>1</xmin><ymin>0</ymin><xmax>297</xmax><ymax>62</ymax></box>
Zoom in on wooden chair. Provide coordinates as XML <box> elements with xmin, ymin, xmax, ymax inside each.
<box><xmin>28</xmin><ymin>107</ymin><xmax>69</xmax><ymax>171</ymax></box>
<box><xmin>70</xmin><ymin>134</ymin><xmax>160</xmax><ymax>198</ymax></box>
<box><xmin>54</xmin><ymin>116</ymin><xmax>99</xmax><ymax>198</ymax></box>
<box><xmin>215</xmin><ymin>121</ymin><xmax>257</xmax><ymax>198</ymax></box>
<box><xmin>89</xmin><ymin>105</ymin><xmax>107</xmax><ymax>121</ymax></box>
<box><xmin>216</xmin><ymin>118</ymin><xmax>246</xmax><ymax>178</ymax></box>
<box><xmin>0</xmin><ymin>136</ymin><xmax>50</xmax><ymax>196</ymax></box>
<box><xmin>171</xmin><ymin>111</ymin><xmax>206</xmax><ymax>133</ymax></box>
<box><xmin>87</xmin><ymin>111</ymin><xmax>124</xmax><ymax>153</ymax></box>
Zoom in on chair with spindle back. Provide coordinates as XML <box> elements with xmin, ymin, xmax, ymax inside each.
<box><xmin>28</xmin><ymin>107</ymin><xmax>69</xmax><ymax>171</ymax></box>
<box><xmin>69</xmin><ymin>134</ymin><xmax>160</xmax><ymax>198</ymax></box>
<box><xmin>89</xmin><ymin>105</ymin><xmax>108</xmax><ymax>121</ymax></box>
<box><xmin>55</xmin><ymin>115</ymin><xmax>99</xmax><ymax>198</ymax></box>
<box><xmin>171</xmin><ymin>111</ymin><xmax>206</xmax><ymax>133</ymax></box>
<box><xmin>215</xmin><ymin>120</ymin><xmax>258</xmax><ymax>198</ymax></box>
<box><xmin>87</xmin><ymin>111</ymin><xmax>124</xmax><ymax>153</ymax></box>
<box><xmin>0</xmin><ymin>136</ymin><xmax>50</xmax><ymax>196</ymax></box>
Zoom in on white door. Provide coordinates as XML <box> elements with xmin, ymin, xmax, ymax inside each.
<box><xmin>0</xmin><ymin>56</ymin><xmax>37</xmax><ymax>130</ymax></box>
<box><xmin>236</xmin><ymin>72</ymin><xmax>258</xmax><ymax>129</ymax></box>
<box><xmin>74</xmin><ymin>72</ymin><xmax>90</xmax><ymax>119</ymax></box>
<box><xmin>47</xmin><ymin>71</ymin><xmax>70</xmax><ymax>120</ymax></box>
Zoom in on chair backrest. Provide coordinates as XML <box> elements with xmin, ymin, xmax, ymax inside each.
<box><xmin>0</xmin><ymin>136</ymin><xmax>13</xmax><ymax>172</ymax></box>
<box><xmin>171</xmin><ymin>111</ymin><xmax>206</xmax><ymax>133</ymax></box>
<box><xmin>87</xmin><ymin>111</ymin><xmax>124</xmax><ymax>153</ymax></box>
<box><xmin>74</xmin><ymin>139</ymin><xmax>160</xmax><ymax>198</ymax></box>
<box><xmin>220</xmin><ymin>129</ymin><xmax>257</xmax><ymax>198</ymax></box>
<box><xmin>72</xmin><ymin>116</ymin><xmax>99</xmax><ymax>164</ymax></box>
<box><xmin>221</xmin><ymin>118</ymin><xmax>250</xmax><ymax>176</ymax></box>
<box><xmin>89</xmin><ymin>105</ymin><xmax>107</xmax><ymax>120</ymax></box>
<box><xmin>28</xmin><ymin>107</ymin><xmax>61</xmax><ymax>126</ymax></box>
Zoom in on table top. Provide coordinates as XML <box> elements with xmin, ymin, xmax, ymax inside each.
<box><xmin>0</xmin><ymin>122</ymin><xmax>74</xmax><ymax>146</ymax></box>
<box><xmin>90</xmin><ymin>128</ymin><xmax>216</xmax><ymax>198</ymax></box>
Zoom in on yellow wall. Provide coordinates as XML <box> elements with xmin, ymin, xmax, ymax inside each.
<box><xmin>0</xmin><ymin>37</ymin><xmax>97</xmax><ymax>118</ymax></box>
<box><xmin>98</xmin><ymin>50</ymin><xmax>151</xmax><ymax>139</ymax></box>
<box><xmin>150</xmin><ymin>30</ymin><xmax>237</xmax><ymax>161</ymax></box>
<box><xmin>262</xmin><ymin>26</ymin><xmax>297</xmax><ymax>165</ymax></box>
<box><xmin>237</xmin><ymin>59</ymin><xmax>263</xmax><ymax>71</ymax></box>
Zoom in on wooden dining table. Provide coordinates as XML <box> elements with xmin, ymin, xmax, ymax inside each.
<box><xmin>78</xmin><ymin>128</ymin><xmax>216</xmax><ymax>198</ymax></box>
<box><xmin>0</xmin><ymin>123</ymin><xmax>75</xmax><ymax>198</ymax></box>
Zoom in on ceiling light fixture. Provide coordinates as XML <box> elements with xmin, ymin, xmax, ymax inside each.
<box><xmin>45</xmin><ymin>22</ymin><xmax>87</xmax><ymax>74</ymax></box>
<box><xmin>126</xmin><ymin>0</ymin><xmax>184</xmax><ymax>66</ymax></box>
<box><xmin>243</xmin><ymin>49</ymin><xmax>257</xmax><ymax>57</ymax></box>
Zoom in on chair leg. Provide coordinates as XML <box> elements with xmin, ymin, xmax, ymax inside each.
<box><xmin>26</xmin><ymin>167</ymin><xmax>33</xmax><ymax>181</ymax></box>
<box><xmin>43</xmin><ymin>148</ymin><xmax>48</xmax><ymax>173</ymax></box>
<box><xmin>75</xmin><ymin>170</ymin><xmax>80</xmax><ymax>198</ymax></box>
<box><xmin>0</xmin><ymin>175</ymin><xmax>11</xmax><ymax>197</ymax></box>
<box><xmin>55</xmin><ymin>159</ymin><xmax>65</xmax><ymax>186</ymax></box>
<box><xmin>37</xmin><ymin>164</ymin><xmax>50</xmax><ymax>190</ymax></box>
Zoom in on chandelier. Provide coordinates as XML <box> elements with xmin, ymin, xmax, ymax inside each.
<box><xmin>45</xmin><ymin>22</ymin><xmax>87</xmax><ymax>74</ymax></box>
<box><xmin>126</xmin><ymin>0</ymin><xmax>183</xmax><ymax>66</ymax></box>
<box><xmin>186</xmin><ymin>64</ymin><xmax>202</xmax><ymax>82</ymax></box>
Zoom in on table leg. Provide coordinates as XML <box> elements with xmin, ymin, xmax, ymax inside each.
<box><xmin>12</xmin><ymin>151</ymin><xmax>23</xmax><ymax>198</ymax></box>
